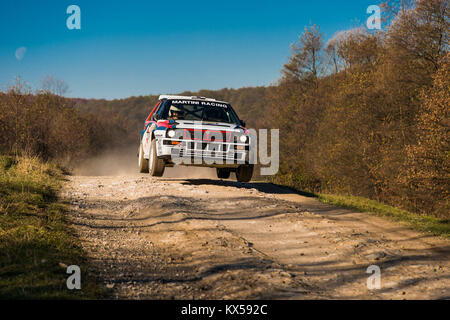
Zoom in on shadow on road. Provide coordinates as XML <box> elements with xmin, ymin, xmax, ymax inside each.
<box><xmin>160</xmin><ymin>178</ymin><xmax>317</xmax><ymax>198</ymax></box>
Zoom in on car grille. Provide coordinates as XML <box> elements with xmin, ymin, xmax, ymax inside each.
<box><xmin>183</xmin><ymin>129</ymin><xmax>233</xmax><ymax>142</ymax></box>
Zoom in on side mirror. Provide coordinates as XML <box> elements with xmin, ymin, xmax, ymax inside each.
<box><xmin>240</xmin><ymin>120</ymin><xmax>246</xmax><ymax>127</ymax></box>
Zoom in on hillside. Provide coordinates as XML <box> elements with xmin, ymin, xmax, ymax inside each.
<box><xmin>71</xmin><ymin>87</ymin><xmax>271</xmax><ymax>138</ymax></box>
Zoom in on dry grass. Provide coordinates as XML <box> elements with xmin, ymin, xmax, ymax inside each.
<box><xmin>318</xmin><ymin>193</ymin><xmax>450</xmax><ymax>238</ymax></box>
<box><xmin>0</xmin><ymin>155</ymin><xmax>103</xmax><ymax>299</ymax></box>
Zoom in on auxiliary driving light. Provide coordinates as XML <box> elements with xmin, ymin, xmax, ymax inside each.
<box><xmin>167</xmin><ymin>130</ymin><xmax>176</xmax><ymax>138</ymax></box>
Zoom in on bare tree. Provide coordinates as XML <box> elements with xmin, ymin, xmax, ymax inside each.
<box><xmin>40</xmin><ymin>75</ymin><xmax>69</xmax><ymax>96</ymax></box>
<box><xmin>387</xmin><ymin>0</ymin><xmax>449</xmax><ymax>71</ymax></box>
<box><xmin>380</xmin><ymin>0</ymin><xmax>416</xmax><ymax>24</ymax></box>
<box><xmin>325</xmin><ymin>31</ymin><xmax>348</xmax><ymax>74</ymax></box>
<box><xmin>282</xmin><ymin>25</ymin><xmax>324</xmax><ymax>85</ymax></box>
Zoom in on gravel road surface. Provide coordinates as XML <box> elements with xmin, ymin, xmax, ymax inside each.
<box><xmin>61</xmin><ymin>173</ymin><xmax>449</xmax><ymax>299</ymax></box>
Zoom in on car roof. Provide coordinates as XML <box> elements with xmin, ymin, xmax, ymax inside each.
<box><xmin>158</xmin><ymin>95</ymin><xmax>229</xmax><ymax>104</ymax></box>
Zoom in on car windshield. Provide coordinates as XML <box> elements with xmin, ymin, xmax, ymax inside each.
<box><xmin>164</xmin><ymin>100</ymin><xmax>240</xmax><ymax>124</ymax></box>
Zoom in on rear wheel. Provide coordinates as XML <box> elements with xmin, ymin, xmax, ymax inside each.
<box><xmin>149</xmin><ymin>138</ymin><xmax>165</xmax><ymax>177</ymax></box>
<box><xmin>216</xmin><ymin>168</ymin><xmax>231</xmax><ymax>179</ymax></box>
<box><xmin>138</xmin><ymin>143</ymin><xmax>149</xmax><ymax>173</ymax></box>
<box><xmin>236</xmin><ymin>164</ymin><xmax>253</xmax><ymax>183</ymax></box>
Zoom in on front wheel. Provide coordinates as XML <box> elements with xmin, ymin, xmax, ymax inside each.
<box><xmin>216</xmin><ymin>168</ymin><xmax>231</xmax><ymax>179</ymax></box>
<box><xmin>149</xmin><ymin>138</ymin><xmax>165</xmax><ymax>177</ymax></box>
<box><xmin>138</xmin><ymin>143</ymin><xmax>149</xmax><ymax>173</ymax></box>
<box><xmin>236</xmin><ymin>164</ymin><xmax>253</xmax><ymax>183</ymax></box>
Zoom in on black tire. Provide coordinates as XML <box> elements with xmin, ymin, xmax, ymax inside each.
<box><xmin>149</xmin><ymin>138</ymin><xmax>165</xmax><ymax>177</ymax></box>
<box><xmin>138</xmin><ymin>143</ymin><xmax>149</xmax><ymax>173</ymax></box>
<box><xmin>236</xmin><ymin>164</ymin><xmax>253</xmax><ymax>183</ymax></box>
<box><xmin>216</xmin><ymin>168</ymin><xmax>231</xmax><ymax>179</ymax></box>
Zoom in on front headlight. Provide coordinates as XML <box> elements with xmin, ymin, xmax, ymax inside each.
<box><xmin>167</xmin><ymin>130</ymin><xmax>176</xmax><ymax>138</ymax></box>
<box><xmin>239</xmin><ymin>135</ymin><xmax>248</xmax><ymax>143</ymax></box>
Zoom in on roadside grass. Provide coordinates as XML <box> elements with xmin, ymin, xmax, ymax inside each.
<box><xmin>266</xmin><ymin>176</ymin><xmax>448</xmax><ymax>238</ymax></box>
<box><xmin>0</xmin><ymin>155</ymin><xmax>102</xmax><ymax>299</ymax></box>
<box><xmin>317</xmin><ymin>193</ymin><xmax>449</xmax><ymax>238</ymax></box>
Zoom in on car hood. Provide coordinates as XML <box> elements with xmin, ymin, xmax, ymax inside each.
<box><xmin>162</xmin><ymin>120</ymin><xmax>245</xmax><ymax>133</ymax></box>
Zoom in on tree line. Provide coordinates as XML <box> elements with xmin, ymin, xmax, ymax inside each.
<box><xmin>268</xmin><ymin>0</ymin><xmax>448</xmax><ymax>218</ymax></box>
<box><xmin>0</xmin><ymin>79</ymin><xmax>131</xmax><ymax>165</ymax></box>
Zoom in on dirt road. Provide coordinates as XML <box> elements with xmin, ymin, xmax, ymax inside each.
<box><xmin>61</xmin><ymin>172</ymin><xmax>450</xmax><ymax>299</ymax></box>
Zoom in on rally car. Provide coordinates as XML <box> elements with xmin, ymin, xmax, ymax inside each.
<box><xmin>138</xmin><ymin>95</ymin><xmax>253</xmax><ymax>182</ymax></box>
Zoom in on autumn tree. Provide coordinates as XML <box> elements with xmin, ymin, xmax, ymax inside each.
<box><xmin>404</xmin><ymin>53</ymin><xmax>449</xmax><ymax>217</ymax></box>
<box><xmin>336</xmin><ymin>28</ymin><xmax>382</xmax><ymax>69</ymax></box>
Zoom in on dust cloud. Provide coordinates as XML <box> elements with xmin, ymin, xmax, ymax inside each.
<box><xmin>72</xmin><ymin>146</ymin><xmax>138</xmax><ymax>176</ymax></box>
<box><xmin>72</xmin><ymin>146</ymin><xmax>218</xmax><ymax>179</ymax></box>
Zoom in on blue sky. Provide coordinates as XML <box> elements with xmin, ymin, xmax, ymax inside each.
<box><xmin>1</xmin><ymin>0</ymin><xmax>378</xmax><ymax>99</ymax></box>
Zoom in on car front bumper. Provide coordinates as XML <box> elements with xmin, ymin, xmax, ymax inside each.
<box><xmin>156</xmin><ymin>138</ymin><xmax>249</xmax><ymax>167</ymax></box>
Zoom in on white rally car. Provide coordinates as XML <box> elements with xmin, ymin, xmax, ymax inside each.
<box><xmin>138</xmin><ymin>95</ymin><xmax>253</xmax><ymax>182</ymax></box>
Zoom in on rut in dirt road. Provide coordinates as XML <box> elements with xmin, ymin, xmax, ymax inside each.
<box><xmin>61</xmin><ymin>175</ymin><xmax>450</xmax><ymax>299</ymax></box>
